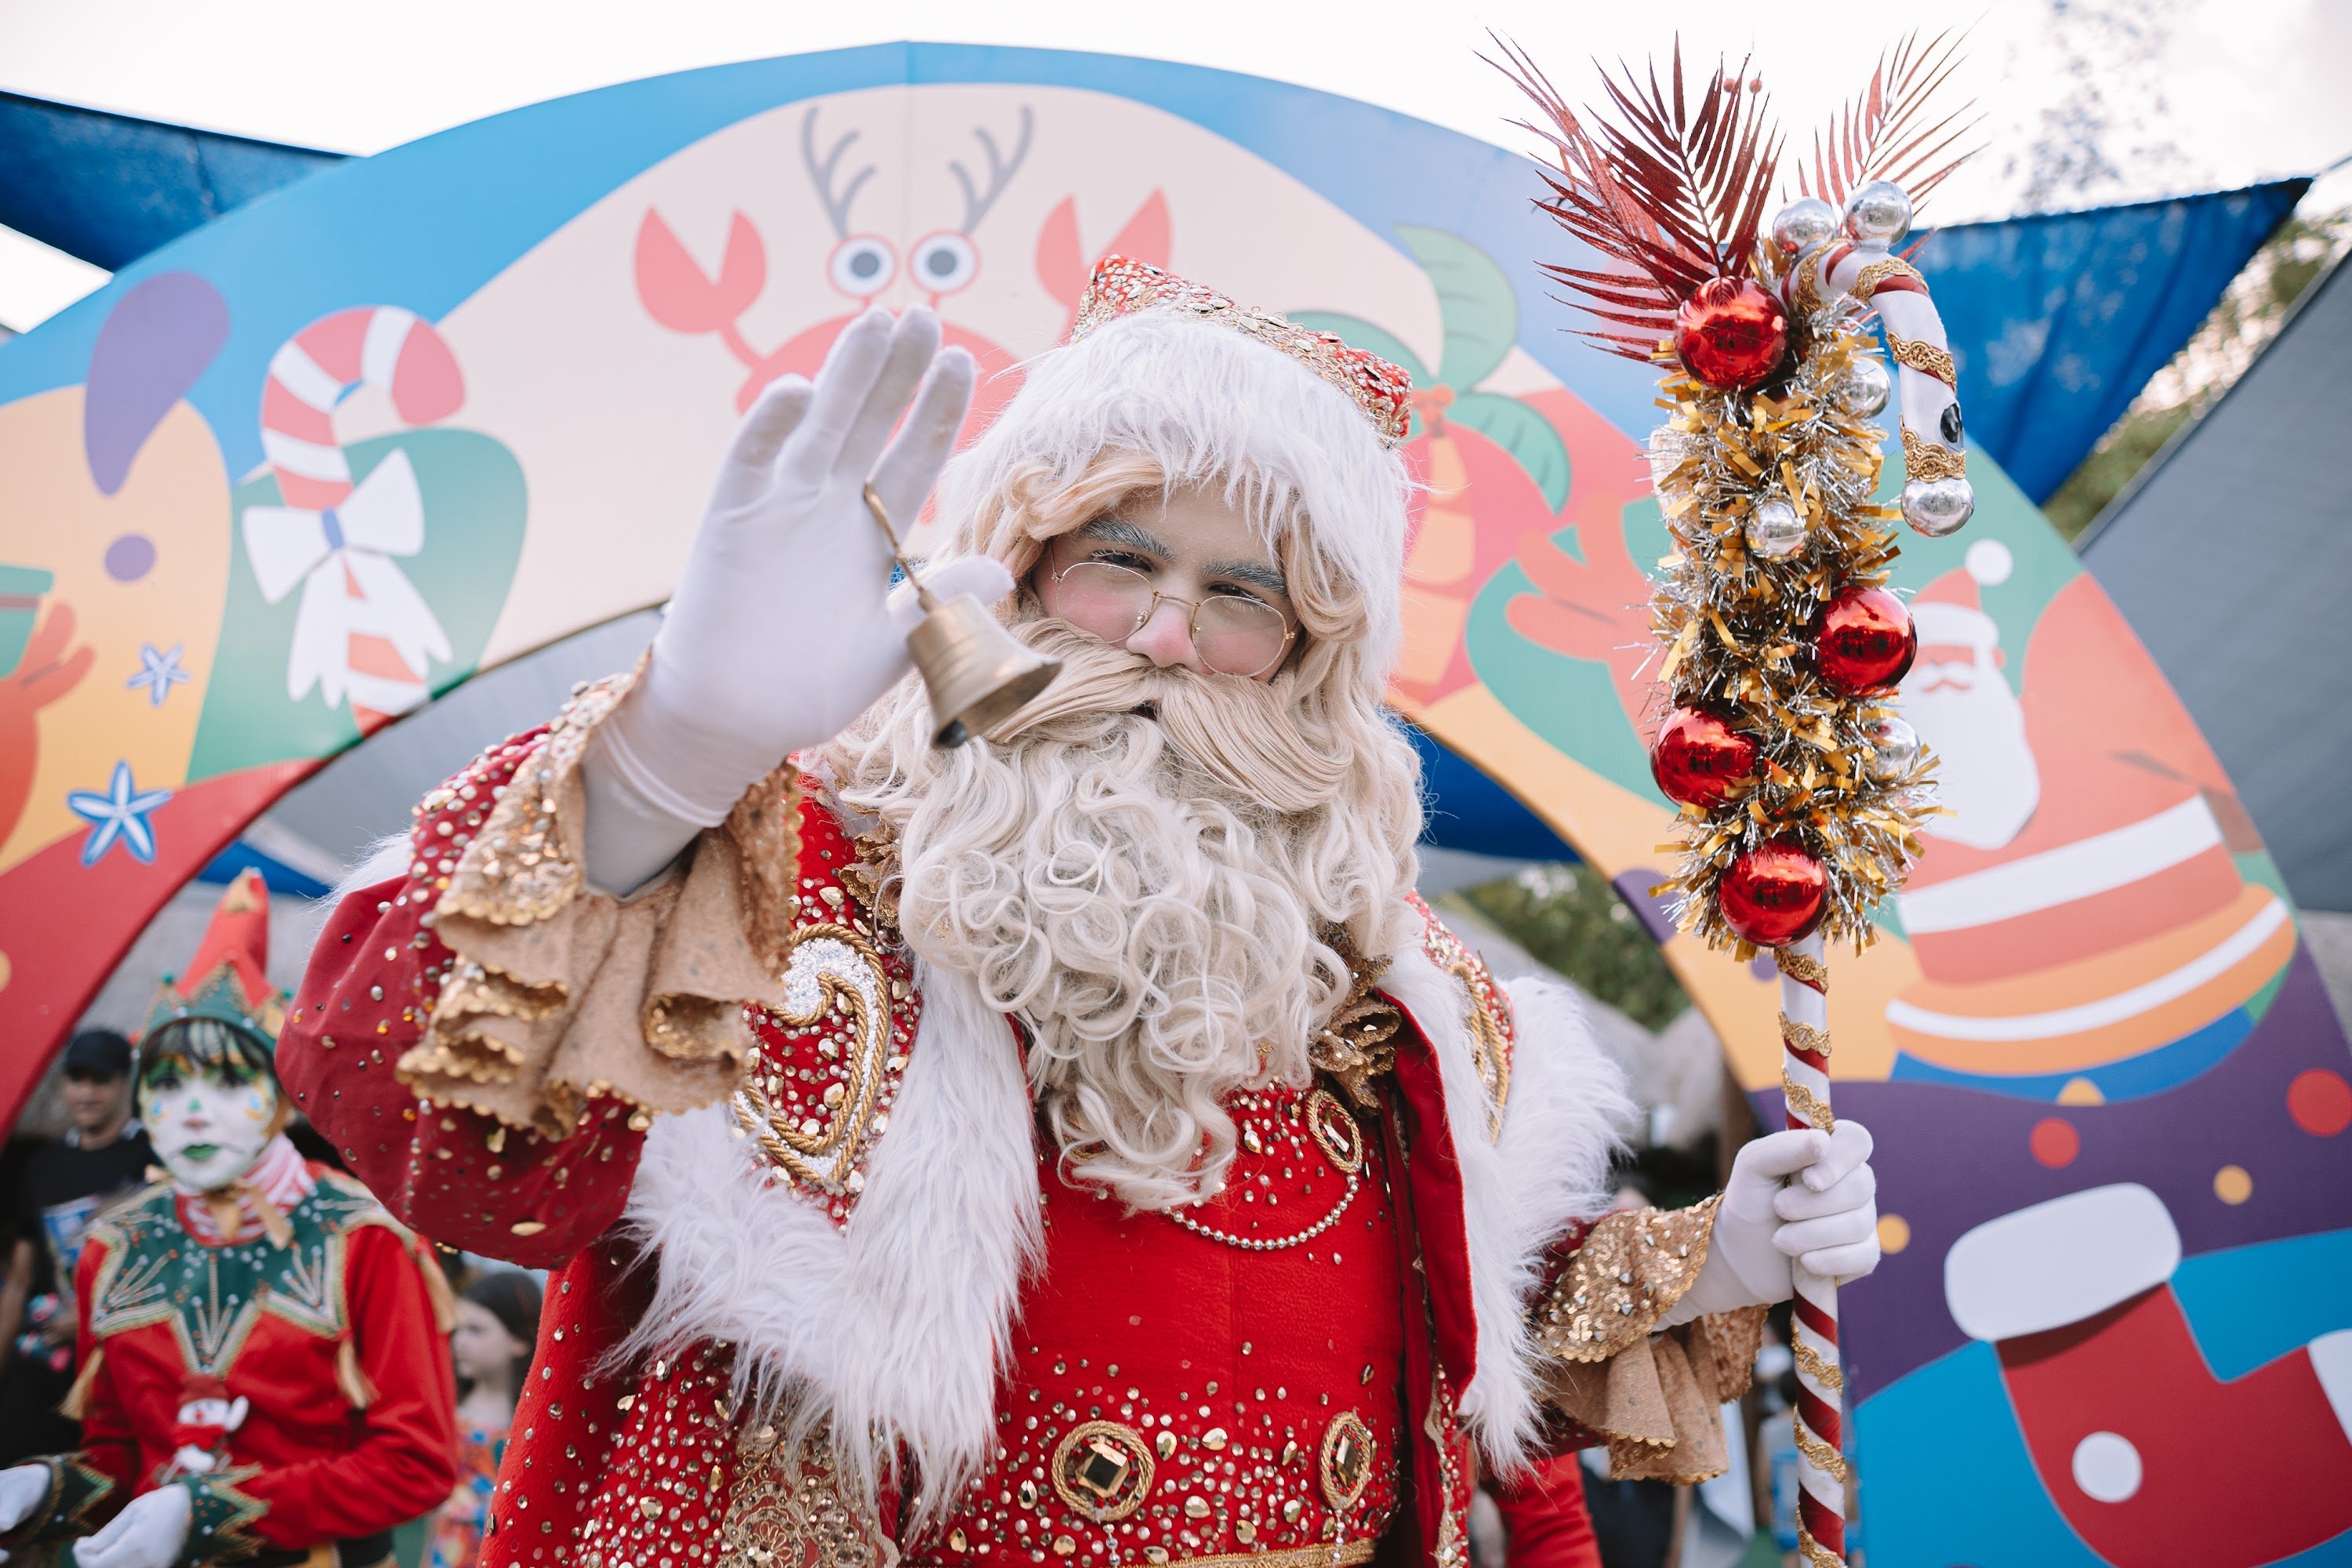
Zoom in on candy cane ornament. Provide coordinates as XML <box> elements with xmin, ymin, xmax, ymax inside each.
<box><xmin>1777</xmin><ymin>932</ymin><xmax>1850</xmax><ymax>1568</ymax></box>
<box><xmin>244</xmin><ymin>307</ymin><xmax>466</xmax><ymax>720</ymax></box>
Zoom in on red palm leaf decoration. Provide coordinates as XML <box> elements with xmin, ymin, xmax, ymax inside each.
<box><xmin>1797</xmin><ymin>31</ymin><xmax>1980</xmax><ymax>212</ymax></box>
<box><xmin>1493</xmin><ymin>38</ymin><xmax>1782</xmax><ymax>361</ymax></box>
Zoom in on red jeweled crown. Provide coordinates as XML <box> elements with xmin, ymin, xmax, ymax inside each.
<box><xmin>1070</xmin><ymin>255</ymin><xmax>1414</xmax><ymax>448</ymax></box>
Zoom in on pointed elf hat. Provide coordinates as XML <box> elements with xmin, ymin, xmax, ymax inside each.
<box><xmin>137</xmin><ymin>868</ymin><xmax>286</xmax><ymax>1054</ymax></box>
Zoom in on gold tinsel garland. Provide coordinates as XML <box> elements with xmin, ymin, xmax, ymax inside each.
<box><xmin>1646</xmin><ymin>256</ymin><xmax>1942</xmax><ymax>956</ymax></box>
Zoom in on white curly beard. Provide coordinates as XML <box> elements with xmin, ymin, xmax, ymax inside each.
<box><xmin>829</xmin><ymin>622</ymin><xmax>1422</xmax><ymax>1210</ymax></box>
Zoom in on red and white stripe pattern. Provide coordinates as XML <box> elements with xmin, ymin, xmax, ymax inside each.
<box><xmin>260</xmin><ymin>306</ymin><xmax>464</xmax><ymax>510</ymax></box>
<box><xmin>1777</xmin><ymin>932</ymin><xmax>1849</xmax><ymax>1568</ymax></box>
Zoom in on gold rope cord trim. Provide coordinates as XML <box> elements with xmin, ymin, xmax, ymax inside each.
<box><xmin>1852</xmin><ymin>256</ymin><xmax>1924</xmax><ymax>299</ymax></box>
<box><xmin>1780</xmin><ymin>1014</ymin><xmax>1832</xmax><ymax>1058</ymax></box>
<box><xmin>1783</xmin><ymin>1073</ymin><xmax>1836</xmax><ymax>1133</ymax></box>
<box><xmin>1888</xmin><ymin>333</ymin><xmax>1958</xmax><ymax>387</ymax></box>
<box><xmin>1795</xmin><ymin>1418</ymin><xmax>1850</xmax><ymax>1483</ymax></box>
<box><xmin>1901</xmin><ymin>426</ymin><xmax>1969</xmax><ymax>482</ymax></box>
<box><xmin>1797</xmin><ymin>1525</ymin><xmax>1846</xmax><ymax>1568</ymax></box>
<box><xmin>1155</xmin><ymin>1543</ymin><xmax>1378</xmax><ymax>1568</ymax></box>
<box><xmin>1773</xmin><ymin>948</ymin><xmax>1828</xmax><ymax>990</ymax></box>
<box><xmin>1794</xmin><ymin>1339</ymin><xmax>1845</xmax><ymax>1394</ymax></box>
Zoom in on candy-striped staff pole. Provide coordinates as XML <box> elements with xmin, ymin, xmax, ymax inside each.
<box><xmin>1777</xmin><ymin>933</ymin><xmax>1848</xmax><ymax>1566</ymax></box>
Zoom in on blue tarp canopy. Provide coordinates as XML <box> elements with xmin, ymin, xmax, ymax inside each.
<box><xmin>0</xmin><ymin>88</ymin><xmax>2309</xmax><ymax>869</ymax></box>
<box><xmin>1913</xmin><ymin>180</ymin><xmax>2308</xmax><ymax>501</ymax></box>
<box><xmin>0</xmin><ymin>89</ymin><xmax>342</xmax><ymax>271</ymax></box>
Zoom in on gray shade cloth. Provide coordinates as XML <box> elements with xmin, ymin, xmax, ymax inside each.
<box><xmin>2081</xmin><ymin>256</ymin><xmax>2352</xmax><ymax>913</ymax></box>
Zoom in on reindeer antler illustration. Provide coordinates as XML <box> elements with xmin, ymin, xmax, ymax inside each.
<box><xmin>804</xmin><ymin>106</ymin><xmax>879</xmax><ymax>240</ymax></box>
<box><xmin>949</xmin><ymin>108</ymin><xmax>1034</xmax><ymax>234</ymax></box>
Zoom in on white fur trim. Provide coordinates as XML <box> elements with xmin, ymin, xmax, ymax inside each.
<box><xmin>617</xmin><ymin>959</ymin><xmax>1042</xmax><ymax>1521</ymax></box>
<box><xmin>1381</xmin><ymin>946</ymin><xmax>1633</xmax><ymax>1471</ymax></box>
<box><xmin>332</xmin><ymin>833</ymin><xmax>413</xmax><ymax>906</ymax></box>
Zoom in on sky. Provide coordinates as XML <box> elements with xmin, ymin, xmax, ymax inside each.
<box><xmin>2</xmin><ymin>0</ymin><xmax>2349</xmax><ymax>331</ymax></box>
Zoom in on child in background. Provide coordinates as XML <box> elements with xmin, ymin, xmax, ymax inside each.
<box><xmin>430</xmin><ymin>1270</ymin><xmax>541</xmax><ymax>1568</ymax></box>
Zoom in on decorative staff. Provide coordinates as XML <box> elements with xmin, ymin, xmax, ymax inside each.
<box><xmin>1499</xmin><ymin>34</ymin><xmax>1975</xmax><ymax>1568</ymax></box>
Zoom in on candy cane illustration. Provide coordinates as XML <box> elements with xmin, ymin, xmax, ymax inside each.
<box><xmin>243</xmin><ymin>307</ymin><xmax>464</xmax><ymax>722</ymax></box>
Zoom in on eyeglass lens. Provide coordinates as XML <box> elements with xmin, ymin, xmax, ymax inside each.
<box><xmin>1052</xmin><ymin>561</ymin><xmax>1290</xmax><ymax>677</ymax></box>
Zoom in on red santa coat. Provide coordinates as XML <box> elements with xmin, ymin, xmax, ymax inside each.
<box><xmin>280</xmin><ymin>695</ymin><xmax>1755</xmax><ymax>1568</ymax></box>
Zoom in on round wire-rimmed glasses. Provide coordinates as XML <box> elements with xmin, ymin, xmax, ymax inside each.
<box><xmin>1046</xmin><ymin>550</ymin><xmax>1298</xmax><ymax>679</ymax></box>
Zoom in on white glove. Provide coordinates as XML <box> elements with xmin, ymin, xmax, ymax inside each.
<box><xmin>0</xmin><ymin>1465</ymin><xmax>47</xmax><ymax>1533</ymax></box>
<box><xmin>72</xmin><ymin>1484</ymin><xmax>190</xmax><ymax>1568</ymax></box>
<box><xmin>583</xmin><ymin>304</ymin><xmax>1010</xmax><ymax>894</ymax></box>
<box><xmin>1661</xmin><ymin>1120</ymin><xmax>1880</xmax><ymax>1325</ymax></box>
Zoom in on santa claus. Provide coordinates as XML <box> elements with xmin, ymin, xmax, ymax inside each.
<box><xmin>265</xmin><ymin>259</ymin><xmax>1882</xmax><ymax>1568</ymax></box>
<box><xmin>1889</xmin><ymin>539</ymin><xmax>2292</xmax><ymax>1085</ymax></box>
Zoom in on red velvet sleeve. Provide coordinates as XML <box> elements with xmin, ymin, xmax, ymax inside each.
<box><xmin>241</xmin><ymin>1223</ymin><xmax>463</xmax><ymax>1549</ymax></box>
<box><xmin>278</xmin><ymin>729</ymin><xmax>647</xmax><ymax>1270</ymax></box>
<box><xmin>1490</xmin><ymin>1454</ymin><xmax>1602</xmax><ymax>1568</ymax></box>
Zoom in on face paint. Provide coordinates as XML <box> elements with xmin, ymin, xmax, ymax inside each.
<box><xmin>141</xmin><ymin>1062</ymin><xmax>279</xmax><ymax>1191</ymax></box>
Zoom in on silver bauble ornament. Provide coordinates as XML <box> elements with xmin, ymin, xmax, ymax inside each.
<box><xmin>1867</xmin><ymin>715</ymin><xmax>1922</xmax><ymax>780</ymax></box>
<box><xmin>1745</xmin><ymin>497</ymin><xmax>1807</xmax><ymax>559</ymax></box>
<box><xmin>1770</xmin><ymin>198</ymin><xmax>1839</xmax><ymax>255</ymax></box>
<box><xmin>1901</xmin><ymin>476</ymin><xmax>1975</xmax><ymax>537</ymax></box>
<box><xmin>1845</xmin><ymin>180</ymin><xmax>1913</xmax><ymax>247</ymax></box>
<box><xmin>1833</xmin><ymin>355</ymin><xmax>1891</xmax><ymax>418</ymax></box>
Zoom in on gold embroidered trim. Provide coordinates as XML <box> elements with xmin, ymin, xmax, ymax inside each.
<box><xmin>1310</xmin><ymin>930</ymin><xmax>1402</xmax><ymax>1109</ymax></box>
<box><xmin>1417</xmin><ymin>904</ymin><xmax>1514</xmax><ymax>1137</ymax></box>
<box><xmin>1780</xmin><ymin>1014</ymin><xmax>1831</xmax><ymax>1058</ymax></box>
<box><xmin>1773</xmin><ymin>947</ymin><xmax>1828</xmax><ymax>990</ymax></box>
<box><xmin>1794</xmin><ymin>1338</ymin><xmax>1845</xmax><ymax>1393</ymax></box>
<box><xmin>1533</xmin><ymin>1197</ymin><xmax>1719</xmax><ymax>1363</ymax></box>
<box><xmin>1901</xmin><ymin>425</ymin><xmax>1969</xmax><ymax>481</ymax></box>
<box><xmin>1077</xmin><ymin>1542</ymin><xmax>1374</xmax><ymax>1568</ymax></box>
<box><xmin>720</xmin><ymin>1428</ymin><xmax>889</xmax><ymax>1568</ymax></box>
<box><xmin>732</xmin><ymin>923</ymin><xmax>896</xmax><ymax>1196</ymax></box>
<box><xmin>1783</xmin><ymin>1074</ymin><xmax>1837</xmax><ymax>1133</ymax></box>
<box><xmin>1887</xmin><ymin>333</ymin><xmax>1957</xmax><ymax>387</ymax></box>
<box><xmin>1795</xmin><ymin>1419</ymin><xmax>1851</xmax><ymax>1483</ymax></box>
<box><xmin>1851</xmin><ymin>257</ymin><xmax>1924</xmax><ymax>299</ymax></box>
<box><xmin>1798</xmin><ymin>1526</ymin><xmax>1846</xmax><ymax>1568</ymax></box>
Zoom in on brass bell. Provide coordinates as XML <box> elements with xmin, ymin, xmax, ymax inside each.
<box><xmin>864</xmin><ymin>485</ymin><xmax>1059</xmax><ymax>746</ymax></box>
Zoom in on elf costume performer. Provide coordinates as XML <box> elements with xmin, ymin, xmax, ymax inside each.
<box><xmin>268</xmin><ymin>263</ymin><xmax>1882</xmax><ymax>1568</ymax></box>
<box><xmin>0</xmin><ymin>870</ymin><xmax>461</xmax><ymax>1568</ymax></box>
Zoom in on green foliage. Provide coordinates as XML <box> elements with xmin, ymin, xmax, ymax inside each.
<box><xmin>2042</xmin><ymin>404</ymin><xmax>2191</xmax><ymax>539</ymax></box>
<box><xmin>1454</xmin><ymin>864</ymin><xmax>1692</xmax><ymax>1030</ymax></box>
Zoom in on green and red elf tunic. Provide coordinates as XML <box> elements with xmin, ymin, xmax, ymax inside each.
<box><xmin>275</xmin><ymin>676</ymin><xmax>1763</xmax><ymax>1568</ymax></box>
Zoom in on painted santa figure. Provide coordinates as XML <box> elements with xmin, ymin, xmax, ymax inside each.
<box><xmin>0</xmin><ymin>869</ymin><xmax>461</xmax><ymax>1568</ymax></box>
<box><xmin>268</xmin><ymin>259</ymin><xmax>1883</xmax><ymax>1568</ymax></box>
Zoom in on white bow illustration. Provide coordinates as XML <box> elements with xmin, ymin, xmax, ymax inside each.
<box><xmin>241</xmin><ymin>448</ymin><xmax>452</xmax><ymax>712</ymax></box>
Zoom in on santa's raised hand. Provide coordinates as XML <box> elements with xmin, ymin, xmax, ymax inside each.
<box><xmin>586</xmin><ymin>306</ymin><xmax>1011</xmax><ymax>891</ymax></box>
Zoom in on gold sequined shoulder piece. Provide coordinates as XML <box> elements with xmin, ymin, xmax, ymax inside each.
<box><xmin>1409</xmin><ymin>895</ymin><xmax>1514</xmax><ymax>1137</ymax></box>
<box><xmin>1309</xmin><ymin>927</ymin><xmax>1403</xmax><ymax>1109</ymax></box>
<box><xmin>1533</xmin><ymin>1198</ymin><xmax>1719</xmax><ymax>1364</ymax></box>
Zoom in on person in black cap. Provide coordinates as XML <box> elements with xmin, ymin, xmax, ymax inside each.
<box><xmin>0</xmin><ymin>1028</ymin><xmax>154</xmax><ymax>1461</ymax></box>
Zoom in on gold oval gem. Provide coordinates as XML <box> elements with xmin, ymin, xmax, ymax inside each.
<box><xmin>1282</xmin><ymin>1498</ymin><xmax>1305</xmax><ymax>1524</ymax></box>
<box><xmin>1155</xmin><ymin>1431</ymin><xmax>1178</xmax><ymax>1461</ymax></box>
<box><xmin>1235</xmin><ymin>1520</ymin><xmax>1257</xmax><ymax>1544</ymax></box>
<box><xmin>1319</xmin><ymin>1412</ymin><xmax>1376</xmax><ymax>1514</ymax></box>
<box><xmin>1306</xmin><ymin>1089</ymin><xmax>1366</xmax><ymax>1175</ymax></box>
<box><xmin>1184</xmin><ymin>1497</ymin><xmax>1211</xmax><ymax>1520</ymax></box>
<box><xmin>1202</xmin><ymin>1427</ymin><xmax>1229</xmax><ymax>1452</ymax></box>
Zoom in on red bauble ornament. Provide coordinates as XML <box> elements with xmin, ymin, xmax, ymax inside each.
<box><xmin>1650</xmin><ymin>706</ymin><xmax>1757</xmax><ymax>809</ymax></box>
<box><xmin>1675</xmin><ymin>277</ymin><xmax>1789</xmax><ymax>390</ymax></box>
<box><xmin>1814</xmin><ymin>586</ymin><xmax>1918</xmax><ymax>694</ymax></box>
<box><xmin>1719</xmin><ymin>837</ymin><xmax>1829</xmax><ymax>947</ymax></box>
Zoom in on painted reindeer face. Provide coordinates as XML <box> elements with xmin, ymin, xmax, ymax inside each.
<box><xmin>803</xmin><ymin>104</ymin><xmax>1032</xmax><ymax>307</ymax></box>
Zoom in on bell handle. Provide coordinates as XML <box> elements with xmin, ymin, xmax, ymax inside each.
<box><xmin>862</xmin><ymin>484</ymin><xmax>943</xmax><ymax>614</ymax></box>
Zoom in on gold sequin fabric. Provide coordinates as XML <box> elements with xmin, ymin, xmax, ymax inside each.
<box><xmin>1308</xmin><ymin>931</ymin><xmax>1403</xmax><ymax>1109</ymax></box>
<box><xmin>1530</xmin><ymin>1200</ymin><xmax>1769</xmax><ymax>1483</ymax></box>
<box><xmin>1072</xmin><ymin>256</ymin><xmax>1413</xmax><ymax>446</ymax></box>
